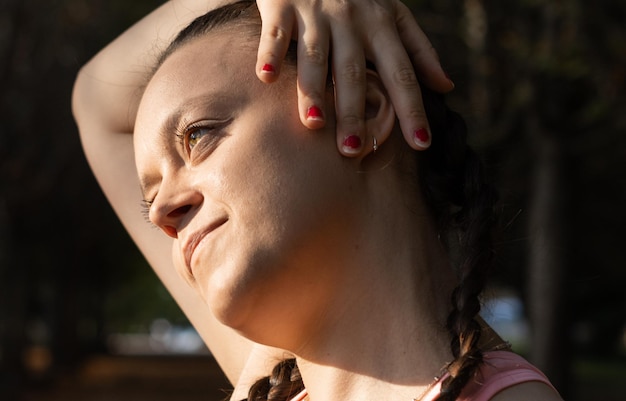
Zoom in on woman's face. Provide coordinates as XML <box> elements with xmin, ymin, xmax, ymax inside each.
<box><xmin>134</xmin><ymin>29</ymin><xmax>362</xmax><ymax>335</ymax></box>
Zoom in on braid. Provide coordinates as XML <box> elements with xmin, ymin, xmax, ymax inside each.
<box><xmin>243</xmin><ymin>358</ymin><xmax>304</xmax><ymax>401</ymax></box>
<box><xmin>420</xmin><ymin>88</ymin><xmax>498</xmax><ymax>400</ymax></box>
<box><xmin>239</xmin><ymin>91</ymin><xmax>497</xmax><ymax>401</ymax></box>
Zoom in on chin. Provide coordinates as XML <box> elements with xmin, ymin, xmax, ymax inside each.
<box><xmin>201</xmin><ymin>254</ymin><xmax>303</xmax><ymax>347</ymax></box>
<box><xmin>204</xmin><ymin>275</ymin><xmax>251</xmax><ymax>330</ymax></box>
<box><xmin>199</xmin><ymin>256</ymin><xmax>270</xmax><ymax>332</ymax></box>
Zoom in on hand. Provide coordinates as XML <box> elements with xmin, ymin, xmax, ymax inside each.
<box><xmin>255</xmin><ymin>0</ymin><xmax>454</xmax><ymax>155</ymax></box>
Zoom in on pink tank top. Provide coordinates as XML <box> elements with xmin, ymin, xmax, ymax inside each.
<box><xmin>289</xmin><ymin>351</ymin><xmax>557</xmax><ymax>401</ymax></box>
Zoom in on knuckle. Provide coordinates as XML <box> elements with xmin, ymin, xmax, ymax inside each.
<box><xmin>406</xmin><ymin>107</ymin><xmax>428</xmax><ymax>122</ymax></box>
<box><xmin>340</xmin><ymin>62</ymin><xmax>366</xmax><ymax>85</ymax></box>
<box><xmin>262</xmin><ymin>25</ymin><xmax>289</xmax><ymax>43</ymax></box>
<box><xmin>302</xmin><ymin>43</ymin><xmax>328</xmax><ymax>66</ymax></box>
<box><xmin>370</xmin><ymin>3</ymin><xmax>394</xmax><ymax>24</ymax></box>
<box><xmin>333</xmin><ymin>0</ymin><xmax>357</xmax><ymax>20</ymax></box>
<box><xmin>393</xmin><ymin>65</ymin><xmax>420</xmax><ymax>89</ymax></box>
<box><xmin>340</xmin><ymin>113</ymin><xmax>363</xmax><ymax>128</ymax></box>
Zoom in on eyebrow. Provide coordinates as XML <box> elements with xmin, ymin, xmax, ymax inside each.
<box><xmin>138</xmin><ymin>92</ymin><xmax>234</xmax><ymax>199</ymax></box>
<box><xmin>158</xmin><ymin>93</ymin><xmax>232</xmax><ymax>140</ymax></box>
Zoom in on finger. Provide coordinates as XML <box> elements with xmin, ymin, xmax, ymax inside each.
<box><xmin>330</xmin><ymin>24</ymin><xmax>367</xmax><ymax>156</ymax></box>
<box><xmin>295</xmin><ymin>10</ymin><xmax>331</xmax><ymax>130</ymax></box>
<box><xmin>368</xmin><ymin>26</ymin><xmax>431</xmax><ymax>150</ymax></box>
<box><xmin>256</xmin><ymin>0</ymin><xmax>296</xmax><ymax>83</ymax></box>
<box><xmin>395</xmin><ymin>2</ymin><xmax>454</xmax><ymax>93</ymax></box>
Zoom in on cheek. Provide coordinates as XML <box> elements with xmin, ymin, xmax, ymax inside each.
<box><xmin>226</xmin><ymin>106</ymin><xmax>340</xmax><ymax>219</ymax></box>
<box><xmin>225</xmin><ymin>122</ymin><xmax>354</xmax><ymax>260</ymax></box>
<box><xmin>197</xmin><ymin>106</ymin><xmax>359</xmax><ymax>332</ymax></box>
<box><xmin>218</xmin><ymin>96</ymin><xmax>314</xmax><ymax>210</ymax></box>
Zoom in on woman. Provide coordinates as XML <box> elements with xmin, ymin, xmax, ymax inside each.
<box><xmin>73</xmin><ymin>1</ymin><xmax>562</xmax><ymax>400</ymax></box>
<box><xmin>73</xmin><ymin>0</ymin><xmax>447</xmax><ymax>389</ymax></box>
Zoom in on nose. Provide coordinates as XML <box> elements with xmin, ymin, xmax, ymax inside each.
<box><xmin>149</xmin><ymin>185</ymin><xmax>202</xmax><ymax>239</ymax></box>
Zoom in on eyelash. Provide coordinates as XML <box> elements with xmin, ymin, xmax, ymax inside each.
<box><xmin>143</xmin><ymin>120</ymin><xmax>227</xmax><ymax>226</ymax></box>
<box><xmin>176</xmin><ymin>123</ymin><xmax>217</xmax><ymax>155</ymax></box>
<box><xmin>141</xmin><ymin>199</ymin><xmax>157</xmax><ymax>228</ymax></box>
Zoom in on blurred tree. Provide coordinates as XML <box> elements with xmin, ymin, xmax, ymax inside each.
<box><xmin>409</xmin><ymin>0</ymin><xmax>626</xmax><ymax>396</ymax></box>
<box><xmin>0</xmin><ymin>0</ymin><xmax>624</xmax><ymax>399</ymax></box>
<box><xmin>0</xmin><ymin>0</ymin><xmax>168</xmax><ymax>397</ymax></box>
<box><xmin>480</xmin><ymin>2</ymin><xmax>626</xmax><ymax>394</ymax></box>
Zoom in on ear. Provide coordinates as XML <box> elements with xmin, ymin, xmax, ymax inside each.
<box><xmin>362</xmin><ymin>70</ymin><xmax>396</xmax><ymax>156</ymax></box>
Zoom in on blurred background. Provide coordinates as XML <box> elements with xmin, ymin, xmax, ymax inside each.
<box><xmin>0</xmin><ymin>0</ymin><xmax>624</xmax><ymax>400</ymax></box>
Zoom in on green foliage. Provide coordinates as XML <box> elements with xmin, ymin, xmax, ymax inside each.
<box><xmin>407</xmin><ymin>1</ymin><xmax>626</xmax><ymax>380</ymax></box>
<box><xmin>104</xmin><ymin>257</ymin><xmax>190</xmax><ymax>333</ymax></box>
<box><xmin>0</xmin><ymin>0</ymin><xmax>183</xmax><ymax>377</ymax></box>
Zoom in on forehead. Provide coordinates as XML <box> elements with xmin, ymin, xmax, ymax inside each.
<box><xmin>139</xmin><ymin>31</ymin><xmax>257</xmax><ymax>122</ymax></box>
<box><xmin>134</xmin><ymin>32</ymin><xmax>257</xmax><ymax>151</ymax></box>
<box><xmin>133</xmin><ymin>30</ymin><xmax>265</xmax><ymax>192</ymax></box>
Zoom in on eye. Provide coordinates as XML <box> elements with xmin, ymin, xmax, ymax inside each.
<box><xmin>186</xmin><ymin>126</ymin><xmax>212</xmax><ymax>151</ymax></box>
<box><xmin>176</xmin><ymin>119</ymin><xmax>231</xmax><ymax>160</ymax></box>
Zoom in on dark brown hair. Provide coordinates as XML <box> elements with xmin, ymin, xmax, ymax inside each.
<box><xmin>159</xmin><ymin>2</ymin><xmax>498</xmax><ymax>400</ymax></box>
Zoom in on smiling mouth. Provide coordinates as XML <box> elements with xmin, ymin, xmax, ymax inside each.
<box><xmin>184</xmin><ymin>218</ymin><xmax>228</xmax><ymax>276</ymax></box>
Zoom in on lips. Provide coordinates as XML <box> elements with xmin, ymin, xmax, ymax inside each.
<box><xmin>183</xmin><ymin>217</ymin><xmax>228</xmax><ymax>276</ymax></box>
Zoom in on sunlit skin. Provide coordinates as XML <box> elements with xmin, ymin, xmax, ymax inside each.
<box><xmin>104</xmin><ymin>21</ymin><xmax>562</xmax><ymax>401</ymax></box>
<box><xmin>135</xmin><ymin>31</ymin><xmax>363</xmax><ymax>342</ymax></box>
<box><xmin>71</xmin><ymin>0</ymin><xmax>563</xmax><ymax>397</ymax></box>
<box><xmin>133</xmin><ymin>26</ymin><xmax>461</xmax><ymax>395</ymax></box>
<box><xmin>132</xmin><ymin>27</ymin><xmax>561</xmax><ymax>401</ymax></box>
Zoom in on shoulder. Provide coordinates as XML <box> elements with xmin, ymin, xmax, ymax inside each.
<box><xmin>458</xmin><ymin>351</ymin><xmax>563</xmax><ymax>401</ymax></box>
<box><xmin>489</xmin><ymin>381</ymin><xmax>563</xmax><ymax>401</ymax></box>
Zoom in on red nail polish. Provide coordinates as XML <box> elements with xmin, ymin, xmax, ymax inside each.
<box><xmin>306</xmin><ymin>106</ymin><xmax>324</xmax><ymax>121</ymax></box>
<box><xmin>262</xmin><ymin>63</ymin><xmax>275</xmax><ymax>73</ymax></box>
<box><xmin>342</xmin><ymin>135</ymin><xmax>362</xmax><ymax>154</ymax></box>
<box><xmin>414</xmin><ymin>128</ymin><xmax>430</xmax><ymax>145</ymax></box>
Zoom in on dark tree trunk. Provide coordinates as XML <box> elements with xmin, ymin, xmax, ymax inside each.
<box><xmin>526</xmin><ymin>117</ymin><xmax>571</xmax><ymax>397</ymax></box>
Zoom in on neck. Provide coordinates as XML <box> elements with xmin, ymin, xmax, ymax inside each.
<box><xmin>291</xmin><ymin>177</ymin><xmax>457</xmax><ymax>400</ymax></box>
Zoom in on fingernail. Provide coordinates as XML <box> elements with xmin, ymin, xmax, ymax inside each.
<box><xmin>261</xmin><ymin>63</ymin><xmax>275</xmax><ymax>73</ymax></box>
<box><xmin>306</xmin><ymin>106</ymin><xmax>324</xmax><ymax>121</ymax></box>
<box><xmin>342</xmin><ymin>135</ymin><xmax>362</xmax><ymax>154</ymax></box>
<box><xmin>414</xmin><ymin>128</ymin><xmax>431</xmax><ymax>147</ymax></box>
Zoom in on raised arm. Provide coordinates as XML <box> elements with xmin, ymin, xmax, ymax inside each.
<box><xmin>72</xmin><ymin>0</ymin><xmax>257</xmax><ymax>384</ymax></box>
<box><xmin>72</xmin><ymin>0</ymin><xmax>451</xmax><ymax>392</ymax></box>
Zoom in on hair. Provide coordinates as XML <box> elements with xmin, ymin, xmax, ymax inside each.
<box><xmin>159</xmin><ymin>2</ymin><xmax>498</xmax><ymax>400</ymax></box>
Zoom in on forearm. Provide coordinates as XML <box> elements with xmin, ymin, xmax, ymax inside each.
<box><xmin>73</xmin><ymin>0</ymin><xmax>227</xmax><ymax>134</ymax></box>
<box><xmin>72</xmin><ymin>0</ymin><xmax>257</xmax><ymax>385</ymax></box>
<box><xmin>70</xmin><ymin>0</ymin><xmax>451</xmax><ymax>389</ymax></box>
